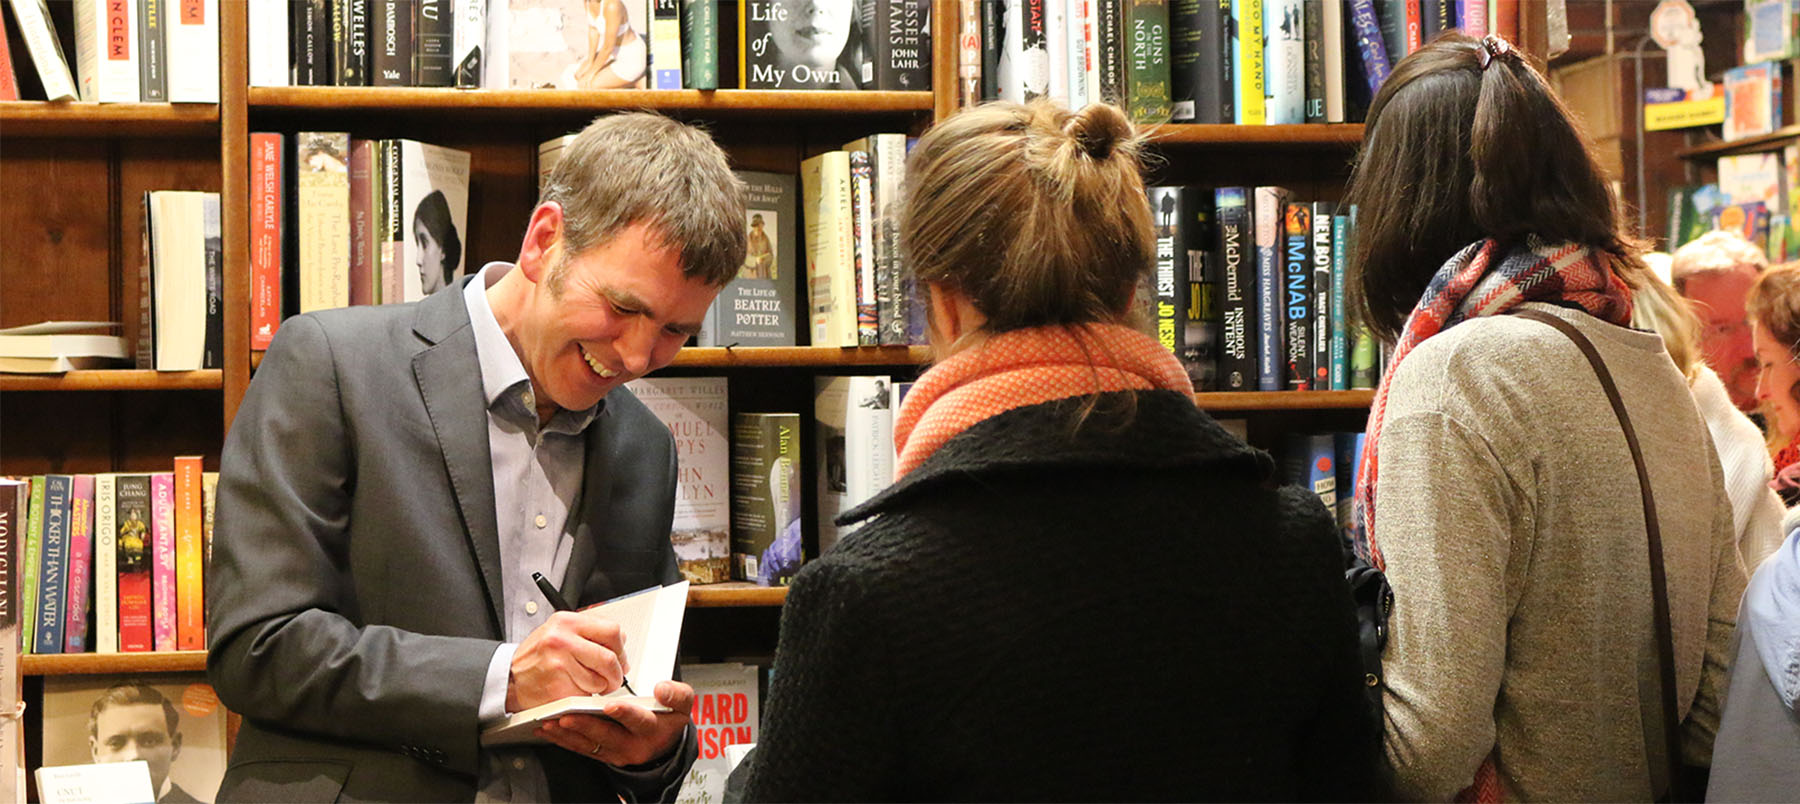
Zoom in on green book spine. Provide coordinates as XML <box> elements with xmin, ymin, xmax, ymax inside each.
<box><xmin>682</xmin><ymin>0</ymin><xmax>719</xmax><ymax>89</ymax></box>
<box><xmin>1127</xmin><ymin>0</ymin><xmax>1173</xmax><ymax>123</ymax></box>
<box><xmin>22</xmin><ymin>477</ymin><xmax>43</xmax><ymax>655</ymax></box>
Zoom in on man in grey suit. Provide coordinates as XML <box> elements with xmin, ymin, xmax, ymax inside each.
<box><xmin>207</xmin><ymin>113</ymin><xmax>747</xmax><ymax>803</ymax></box>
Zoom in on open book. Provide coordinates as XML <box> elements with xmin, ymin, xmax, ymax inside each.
<box><xmin>481</xmin><ymin>581</ymin><xmax>690</xmax><ymax>746</ymax></box>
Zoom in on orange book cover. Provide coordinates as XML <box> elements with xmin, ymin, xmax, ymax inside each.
<box><xmin>173</xmin><ymin>456</ymin><xmax>204</xmax><ymax>650</ymax></box>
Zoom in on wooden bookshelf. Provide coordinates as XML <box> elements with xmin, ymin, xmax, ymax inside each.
<box><xmin>24</xmin><ymin>651</ymin><xmax>209</xmax><ymax>676</ymax></box>
<box><xmin>246</xmin><ymin>87</ymin><xmax>934</xmax><ymax>117</ymax></box>
<box><xmin>1676</xmin><ymin>125</ymin><xmax>1800</xmax><ymax>160</ymax></box>
<box><xmin>0</xmin><ymin>101</ymin><xmax>220</xmax><ymax>138</ymax></box>
<box><xmin>0</xmin><ymin>370</ymin><xmax>224</xmax><ymax>392</ymax></box>
<box><xmin>1194</xmin><ymin>390</ymin><xmax>1374</xmax><ymax>411</ymax></box>
<box><xmin>1148</xmin><ymin>123</ymin><xmax>1364</xmax><ymax>148</ymax></box>
<box><xmin>688</xmin><ymin>584</ymin><xmax>787</xmax><ymax>607</ymax></box>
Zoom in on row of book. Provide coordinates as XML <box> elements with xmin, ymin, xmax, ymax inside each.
<box><xmin>248</xmin><ymin>132</ymin><xmax>472</xmax><ymax>350</ymax></box>
<box><xmin>1143</xmin><ymin>185</ymin><xmax>1379</xmax><ymax>392</ymax></box>
<box><xmin>1</xmin><ymin>0</ymin><xmax>219</xmax><ymax>103</ymax></box>
<box><xmin>248</xmin><ymin>0</ymin><xmax>931</xmax><ymax>92</ymax></box>
<box><xmin>800</xmin><ymin>135</ymin><xmax>926</xmax><ymax>348</ymax></box>
<box><xmin>1281</xmin><ymin>429</ymin><xmax>1363</xmax><ymax>534</ymax></box>
<box><xmin>0</xmin><ymin>461</ymin><xmax>216</xmax><ymax>658</ymax></box>
<box><xmin>628</xmin><ymin>375</ymin><xmax>908</xmax><ymax>588</ymax></box>
<box><xmin>955</xmin><ymin>0</ymin><xmax>1519</xmax><ymax>124</ymax></box>
<box><xmin>1669</xmin><ymin>137</ymin><xmax>1800</xmax><ymax>259</ymax></box>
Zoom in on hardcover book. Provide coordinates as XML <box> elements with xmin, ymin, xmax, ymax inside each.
<box><xmin>1263</xmin><ymin>0</ymin><xmax>1302</xmax><ymax>124</ymax></box>
<box><xmin>1724</xmin><ymin>60</ymin><xmax>1783</xmax><ymax>142</ymax></box>
<box><xmin>250</xmin><ymin>132</ymin><xmax>285</xmax><ymax>350</ymax></box>
<box><xmin>1232</xmin><ymin>0</ymin><xmax>1264</xmax><ymax>123</ymax></box>
<box><xmin>673</xmin><ymin>662</ymin><xmax>761</xmax><ymax>804</ymax></box>
<box><xmin>370</xmin><ymin>0</ymin><xmax>413</xmax><ymax>85</ymax></box>
<box><xmin>41</xmin><ymin>673</ymin><xmax>227</xmax><ymax>801</ymax></box>
<box><xmin>507</xmin><ymin>0</ymin><xmax>649</xmax><ymax>88</ymax></box>
<box><xmin>741</xmin><ymin>0</ymin><xmax>866</xmax><ymax>88</ymax></box>
<box><xmin>681</xmin><ymin>0</ymin><xmax>718</xmax><ymax>87</ymax></box>
<box><xmin>730</xmin><ymin>412</ymin><xmax>802</xmax><ymax>586</ymax></box>
<box><xmin>700</xmin><ymin>171</ymin><xmax>799</xmax><ymax>347</ymax></box>
<box><xmin>814</xmin><ymin>376</ymin><xmax>895</xmax><ymax>554</ymax></box>
<box><xmin>1215</xmin><ymin>186</ymin><xmax>1255</xmax><ymax>391</ymax></box>
<box><xmin>1282</xmin><ymin>201</ymin><xmax>1312</xmax><ymax>389</ymax></box>
<box><xmin>801</xmin><ymin>151</ymin><xmax>857</xmax><ymax>347</ymax></box>
<box><xmin>1126</xmin><ymin>0</ymin><xmax>1172</xmax><ymax>121</ymax></box>
<box><xmin>416</xmin><ymin>0</ymin><xmax>453</xmax><ymax>85</ymax></box>
<box><xmin>624</xmin><ymin>377</ymin><xmax>731</xmax><ymax>584</ymax></box>
<box><xmin>94</xmin><ymin>474</ymin><xmax>118</xmax><ymax>654</ymax></box>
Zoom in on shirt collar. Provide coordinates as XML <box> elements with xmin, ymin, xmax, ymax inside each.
<box><xmin>463</xmin><ymin>262</ymin><xmax>602</xmax><ymax>434</ymax></box>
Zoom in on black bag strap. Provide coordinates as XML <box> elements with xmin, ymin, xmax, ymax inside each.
<box><xmin>1514</xmin><ymin>309</ymin><xmax>1684</xmax><ymax>797</ymax></box>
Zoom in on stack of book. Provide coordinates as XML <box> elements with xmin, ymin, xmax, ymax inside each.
<box><xmin>0</xmin><ymin>322</ymin><xmax>128</xmax><ymax>374</ymax></box>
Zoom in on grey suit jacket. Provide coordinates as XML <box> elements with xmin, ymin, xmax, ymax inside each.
<box><xmin>207</xmin><ymin>281</ymin><xmax>693</xmax><ymax>803</ymax></box>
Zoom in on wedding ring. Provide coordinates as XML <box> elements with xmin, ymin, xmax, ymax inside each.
<box><xmin>590</xmin><ymin>742</ymin><xmax>603</xmax><ymax>755</ymax></box>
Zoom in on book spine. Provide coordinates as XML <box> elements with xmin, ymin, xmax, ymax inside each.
<box><xmin>1095</xmin><ymin>0</ymin><xmax>1123</xmax><ymax>103</ymax></box>
<box><xmin>730</xmin><ymin>413</ymin><xmax>803</xmax><ymax>586</ymax></box>
<box><xmin>1020</xmin><ymin>0</ymin><xmax>1048</xmax><ymax>98</ymax></box>
<box><xmin>1216</xmin><ymin>188</ymin><xmax>1254</xmax><ymax>391</ymax></box>
<box><xmin>1064</xmin><ymin>0</ymin><xmax>1087</xmax><ymax>106</ymax></box>
<box><xmin>801</xmin><ymin>152</ymin><xmax>857</xmax><ymax>347</ymax></box>
<box><xmin>250</xmin><ymin>132</ymin><xmax>284</xmax><ymax>350</ymax></box>
<box><xmin>331</xmin><ymin>0</ymin><xmax>362</xmax><ymax>85</ymax></box>
<box><xmin>1303</xmin><ymin>0</ymin><xmax>1323</xmax><ymax>122</ymax></box>
<box><xmin>1309</xmin><ymin>201</ymin><xmax>1333</xmax><ymax>390</ymax></box>
<box><xmin>414</xmin><ymin>0</ymin><xmax>451</xmax><ymax>86</ymax></box>
<box><xmin>381</xmin><ymin>139</ymin><xmax>404</xmax><ymax>304</ymax></box>
<box><xmin>1282</xmin><ymin>202</ymin><xmax>1311</xmax><ymax>389</ymax></box>
<box><xmin>1149</xmin><ymin>185</ymin><xmax>1181</xmax><ymax>352</ymax></box>
<box><xmin>1233</xmin><ymin>0</ymin><xmax>1264</xmax><ymax>124</ymax></box>
<box><xmin>33</xmin><ymin>475</ymin><xmax>69</xmax><ymax>656</ymax></box>
<box><xmin>1168</xmin><ymin>0</ymin><xmax>1198</xmax><ymax>121</ymax></box>
<box><xmin>138</xmin><ymin>192</ymin><xmax>157</xmax><ymax>369</ymax></box>
<box><xmin>1179</xmin><ymin>186</ymin><xmax>1218</xmax><ymax>391</ymax></box>
<box><xmin>1345</xmin><ymin>0</ymin><xmax>1388</xmax><ymax>94</ymax></box>
<box><xmin>879</xmin><ymin>0</ymin><xmax>930</xmax><ymax>89</ymax></box>
<box><xmin>139</xmin><ymin>0</ymin><xmax>166</xmax><ymax>101</ymax></box>
<box><xmin>349</xmin><ymin>138</ymin><xmax>376</xmax><ymax>306</ymax></box>
<box><xmin>1253</xmin><ymin>186</ymin><xmax>1285</xmax><ymax>391</ymax></box>
<box><xmin>20</xmin><ymin>478</ymin><xmax>43</xmax><ymax>655</ymax></box>
<box><xmin>1045</xmin><ymin>0</ymin><xmax>1066</xmax><ymax>101</ymax></box>
<box><xmin>874</xmin><ymin>137</ymin><xmax>908</xmax><ymax>346</ymax></box>
<box><xmin>94</xmin><ymin>474</ymin><xmax>117</xmax><ymax>654</ymax></box>
<box><xmin>12</xmin><ymin>0</ymin><xmax>77</xmax><ymax>99</ymax></box>
<box><xmin>980</xmin><ymin>0</ymin><xmax>1001</xmax><ymax>99</ymax></box>
<box><xmin>1081</xmin><ymin>0</ymin><xmax>1101</xmax><ymax>102</ymax></box>
<box><xmin>451</xmin><ymin>0</ymin><xmax>480</xmax><ymax>87</ymax></box>
<box><xmin>202</xmin><ymin>471</ymin><xmax>217</xmax><ymax>573</ymax></box>
<box><xmin>1460</xmin><ymin>0</ymin><xmax>1485</xmax><ymax>35</ymax></box>
<box><xmin>681</xmin><ymin>0</ymin><xmax>718</xmax><ymax>88</ymax></box>
<box><xmin>150</xmin><ymin>472</ymin><xmax>175</xmax><ymax>652</ymax></box>
<box><xmin>370</xmin><ymin>0</ymin><xmax>412</xmax><ymax>85</ymax></box>
<box><xmin>0</xmin><ymin>20</ymin><xmax>17</xmax><ymax>100</ymax></box>
<box><xmin>115</xmin><ymin>475</ymin><xmax>152</xmax><ymax>653</ymax></box>
<box><xmin>203</xmin><ymin>193</ymin><xmax>222</xmax><ymax>369</ymax></box>
<box><xmin>1376</xmin><ymin>0</ymin><xmax>1403</xmax><ymax>59</ymax></box>
<box><xmin>174</xmin><ymin>456</ymin><xmax>203</xmax><ymax>650</ymax></box>
<box><xmin>74</xmin><ymin>0</ymin><xmax>139</xmax><ymax>102</ymax></box>
<box><xmin>63</xmin><ymin>475</ymin><xmax>92</xmax><ymax>654</ymax></box>
<box><xmin>1403</xmin><ymin>0</ymin><xmax>1421</xmax><ymax>51</ymax></box>
<box><xmin>1329</xmin><ymin>211</ymin><xmax>1349</xmax><ymax>389</ymax></box>
<box><xmin>1181</xmin><ymin>0</ymin><xmax>1228</xmax><ymax>123</ymax></box>
<box><xmin>1126</xmin><ymin>0</ymin><xmax>1172</xmax><ymax>122</ymax></box>
<box><xmin>1423</xmin><ymin>0</ymin><xmax>1449</xmax><ymax>40</ymax></box>
<box><xmin>297</xmin><ymin>131</ymin><xmax>352</xmax><ymax>313</ymax></box>
<box><xmin>1263</xmin><ymin>0</ymin><xmax>1302</xmax><ymax>124</ymax></box>
<box><xmin>166</xmin><ymin>0</ymin><xmax>218</xmax><ymax>100</ymax></box>
<box><xmin>651</xmin><ymin>0</ymin><xmax>682</xmax><ymax>88</ymax></box>
<box><xmin>249</xmin><ymin>0</ymin><xmax>289</xmax><ymax>86</ymax></box>
<box><xmin>1321</xmin><ymin>0</ymin><xmax>1343</xmax><ymax>121</ymax></box>
<box><xmin>848</xmin><ymin>151</ymin><xmax>878</xmax><ymax>346</ymax></box>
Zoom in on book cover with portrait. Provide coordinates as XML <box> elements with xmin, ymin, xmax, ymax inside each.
<box><xmin>623</xmin><ymin>377</ymin><xmax>731</xmax><ymax>584</ymax></box>
<box><xmin>504</xmin><ymin>0</ymin><xmax>650</xmax><ymax>89</ymax></box>
<box><xmin>398</xmin><ymin>140</ymin><xmax>472</xmax><ymax>304</ymax></box>
<box><xmin>699</xmin><ymin>171</ymin><xmax>798</xmax><ymax>347</ymax></box>
<box><xmin>740</xmin><ymin>0</ymin><xmax>868</xmax><ymax>88</ymax></box>
<box><xmin>40</xmin><ymin>674</ymin><xmax>227</xmax><ymax>804</ymax></box>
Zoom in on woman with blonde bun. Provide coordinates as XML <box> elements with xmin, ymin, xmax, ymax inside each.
<box><xmin>732</xmin><ymin>101</ymin><xmax>1380</xmax><ymax>801</ymax></box>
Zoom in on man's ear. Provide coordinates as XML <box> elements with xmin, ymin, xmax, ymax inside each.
<box><xmin>518</xmin><ymin>202</ymin><xmax>566</xmax><ymax>284</ymax></box>
<box><xmin>88</xmin><ymin>735</ymin><xmax>98</xmax><ymax>760</ymax></box>
<box><xmin>170</xmin><ymin>731</ymin><xmax>182</xmax><ymax>762</ymax></box>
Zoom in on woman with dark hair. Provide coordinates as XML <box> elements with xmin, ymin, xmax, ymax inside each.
<box><xmin>413</xmin><ymin>189</ymin><xmax>463</xmax><ymax>296</ymax></box>
<box><xmin>1345</xmin><ymin>34</ymin><xmax>1745</xmax><ymax>800</ymax></box>
<box><xmin>733</xmin><ymin>100</ymin><xmax>1379</xmax><ymax>800</ymax></box>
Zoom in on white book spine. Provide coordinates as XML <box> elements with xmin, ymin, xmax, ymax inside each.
<box><xmin>482</xmin><ymin>0</ymin><xmax>507</xmax><ymax>89</ymax></box>
<box><xmin>452</xmin><ymin>0</ymin><xmax>484</xmax><ymax>87</ymax></box>
<box><xmin>1080</xmin><ymin>0</ymin><xmax>1099</xmax><ymax>106</ymax></box>
<box><xmin>75</xmin><ymin>0</ymin><xmax>140</xmax><ymax>102</ymax></box>
<box><xmin>9</xmin><ymin>0</ymin><xmax>77</xmax><ymax>100</ymax></box>
<box><xmin>1262</xmin><ymin>0</ymin><xmax>1303</xmax><ymax>125</ymax></box>
<box><xmin>248</xmin><ymin>0</ymin><xmax>289</xmax><ymax>86</ymax></box>
<box><xmin>1064</xmin><ymin>0</ymin><xmax>1087</xmax><ymax>108</ymax></box>
<box><xmin>1321</xmin><ymin>0</ymin><xmax>1343</xmax><ymax>122</ymax></box>
<box><xmin>845</xmin><ymin>376</ymin><xmax>895</xmax><ymax>513</ymax></box>
<box><xmin>165</xmin><ymin>0</ymin><xmax>218</xmax><ymax>102</ymax></box>
<box><xmin>94</xmin><ymin>474</ymin><xmax>118</xmax><ymax>654</ymax></box>
<box><xmin>1046</xmin><ymin>0</ymin><xmax>1067</xmax><ymax>102</ymax></box>
<box><xmin>999</xmin><ymin>0</ymin><xmax>1022</xmax><ymax>102</ymax></box>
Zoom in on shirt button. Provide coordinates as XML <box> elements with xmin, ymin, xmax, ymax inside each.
<box><xmin>534</xmin><ymin>514</ymin><xmax>547</xmax><ymax>529</ymax></box>
<box><xmin>525</xmin><ymin>601</ymin><xmax>539</xmax><ymax>615</ymax></box>
<box><xmin>512</xmin><ymin>758</ymin><xmax>526</xmax><ymax>771</ymax></box>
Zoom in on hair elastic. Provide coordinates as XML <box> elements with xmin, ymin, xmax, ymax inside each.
<box><xmin>1477</xmin><ymin>34</ymin><xmax>1513</xmax><ymax>70</ymax></box>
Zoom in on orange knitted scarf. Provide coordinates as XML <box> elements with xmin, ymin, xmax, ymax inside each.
<box><xmin>893</xmin><ymin>323</ymin><xmax>1195</xmax><ymax>477</ymax></box>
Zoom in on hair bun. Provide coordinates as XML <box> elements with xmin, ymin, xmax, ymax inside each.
<box><xmin>1065</xmin><ymin>104</ymin><xmax>1135</xmax><ymax>161</ymax></box>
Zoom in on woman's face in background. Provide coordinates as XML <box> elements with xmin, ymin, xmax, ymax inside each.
<box><xmin>771</xmin><ymin>0</ymin><xmax>852</xmax><ymax>68</ymax></box>
<box><xmin>417</xmin><ymin>219</ymin><xmax>447</xmax><ymax>295</ymax></box>
<box><xmin>1753</xmin><ymin>319</ymin><xmax>1800</xmax><ymax>443</ymax></box>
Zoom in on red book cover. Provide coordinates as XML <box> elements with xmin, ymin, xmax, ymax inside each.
<box><xmin>0</xmin><ymin>18</ymin><xmax>18</xmax><ymax>101</ymax></box>
<box><xmin>1494</xmin><ymin>0</ymin><xmax>1517</xmax><ymax>44</ymax></box>
<box><xmin>1405</xmin><ymin>0</ymin><xmax>1422</xmax><ymax>53</ymax></box>
<box><xmin>250</xmin><ymin>132</ymin><xmax>285</xmax><ymax>351</ymax></box>
<box><xmin>173</xmin><ymin>457</ymin><xmax>204</xmax><ymax>651</ymax></box>
<box><xmin>150</xmin><ymin>472</ymin><xmax>176</xmax><ymax>652</ymax></box>
<box><xmin>115</xmin><ymin>475</ymin><xmax>153</xmax><ymax>653</ymax></box>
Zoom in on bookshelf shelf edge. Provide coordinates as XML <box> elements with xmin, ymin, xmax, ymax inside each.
<box><xmin>23</xmin><ymin>651</ymin><xmax>210</xmax><ymax>676</ymax></box>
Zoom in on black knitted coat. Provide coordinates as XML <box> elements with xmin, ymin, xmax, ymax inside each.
<box><xmin>736</xmin><ymin>390</ymin><xmax>1382</xmax><ymax>802</ymax></box>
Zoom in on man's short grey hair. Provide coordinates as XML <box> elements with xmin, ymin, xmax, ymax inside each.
<box><xmin>1671</xmin><ymin>230</ymin><xmax>1768</xmax><ymax>293</ymax></box>
<box><xmin>540</xmin><ymin>112</ymin><xmax>747</xmax><ymax>287</ymax></box>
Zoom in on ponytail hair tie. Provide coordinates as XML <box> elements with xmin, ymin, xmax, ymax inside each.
<box><xmin>1478</xmin><ymin>34</ymin><xmax>1514</xmax><ymax>70</ymax></box>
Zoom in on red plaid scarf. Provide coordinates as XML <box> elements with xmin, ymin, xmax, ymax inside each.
<box><xmin>1350</xmin><ymin>238</ymin><xmax>1634</xmax><ymax>802</ymax></box>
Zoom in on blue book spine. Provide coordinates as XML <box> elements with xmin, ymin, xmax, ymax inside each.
<box><xmin>1330</xmin><ymin>212</ymin><xmax>1351</xmax><ymax>390</ymax></box>
<box><xmin>1346</xmin><ymin>0</ymin><xmax>1390</xmax><ymax>94</ymax></box>
<box><xmin>35</xmin><ymin>475</ymin><xmax>70</xmax><ymax>655</ymax></box>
